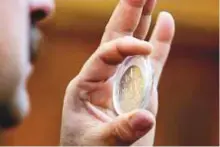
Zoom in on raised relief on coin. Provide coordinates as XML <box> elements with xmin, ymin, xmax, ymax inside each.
<box><xmin>118</xmin><ymin>65</ymin><xmax>145</xmax><ymax>113</ymax></box>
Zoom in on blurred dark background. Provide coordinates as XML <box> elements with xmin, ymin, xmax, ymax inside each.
<box><xmin>3</xmin><ymin>0</ymin><xmax>219</xmax><ymax>145</ymax></box>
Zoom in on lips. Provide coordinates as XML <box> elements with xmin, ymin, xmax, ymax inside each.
<box><xmin>29</xmin><ymin>25</ymin><xmax>42</xmax><ymax>63</ymax></box>
<box><xmin>29</xmin><ymin>0</ymin><xmax>55</xmax><ymax>18</ymax></box>
<box><xmin>29</xmin><ymin>0</ymin><xmax>55</xmax><ymax>63</ymax></box>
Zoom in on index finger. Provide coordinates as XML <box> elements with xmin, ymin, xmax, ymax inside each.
<box><xmin>101</xmin><ymin>0</ymin><xmax>147</xmax><ymax>43</ymax></box>
<box><xmin>149</xmin><ymin>12</ymin><xmax>175</xmax><ymax>86</ymax></box>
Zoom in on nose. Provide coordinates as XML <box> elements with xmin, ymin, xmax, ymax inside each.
<box><xmin>29</xmin><ymin>0</ymin><xmax>55</xmax><ymax>23</ymax></box>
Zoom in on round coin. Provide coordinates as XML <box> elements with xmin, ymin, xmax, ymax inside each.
<box><xmin>113</xmin><ymin>56</ymin><xmax>153</xmax><ymax>114</ymax></box>
<box><xmin>119</xmin><ymin>65</ymin><xmax>145</xmax><ymax>113</ymax></box>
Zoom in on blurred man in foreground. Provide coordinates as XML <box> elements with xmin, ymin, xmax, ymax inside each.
<box><xmin>0</xmin><ymin>0</ymin><xmax>175</xmax><ymax>146</ymax></box>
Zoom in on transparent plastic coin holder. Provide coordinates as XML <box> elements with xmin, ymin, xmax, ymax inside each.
<box><xmin>113</xmin><ymin>55</ymin><xmax>154</xmax><ymax>115</ymax></box>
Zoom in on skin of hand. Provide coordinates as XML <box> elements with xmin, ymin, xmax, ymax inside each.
<box><xmin>60</xmin><ymin>0</ymin><xmax>175</xmax><ymax>146</ymax></box>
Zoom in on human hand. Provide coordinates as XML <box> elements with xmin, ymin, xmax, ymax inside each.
<box><xmin>60</xmin><ymin>0</ymin><xmax>175</xmax><ymax>145</ymax></box>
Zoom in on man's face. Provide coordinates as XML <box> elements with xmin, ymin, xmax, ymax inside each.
<box><xmin>0</xmin><ymin>0</ymin><xmax>54</xmax><ymax>129</ymax></box>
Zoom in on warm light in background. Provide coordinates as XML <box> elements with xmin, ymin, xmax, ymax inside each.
<box><xmin>51</xmin><ymin>0</ymin><xmax>218</xmax><ymax>30</ymax></box>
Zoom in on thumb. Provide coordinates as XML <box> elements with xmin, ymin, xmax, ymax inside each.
<box><xmin>83</xmin><ymin>109</ymin><xmax>155</xmax><ymax>146</ymax></box>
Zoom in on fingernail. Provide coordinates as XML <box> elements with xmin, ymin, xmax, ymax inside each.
<box><xmin>143</xmin><ymin>0</ymin><xmax>157</xmax><ymax>15</ymax></box>
<box><xmin>129</xmin><ymin>111</ymin><xmax>153</xmax><ymax>136</ymax></box>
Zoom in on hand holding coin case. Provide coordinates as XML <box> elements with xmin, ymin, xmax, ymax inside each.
<box><xmin>60</xmin><ymin>0</ymin><xmax>175</xmax><ymax>145</ymax></box>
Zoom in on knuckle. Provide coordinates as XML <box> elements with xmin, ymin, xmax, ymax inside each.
<box><xmin>113</xmin><ymin>122</ymin><xmax>134</xmax><ymax>142</ymax></box>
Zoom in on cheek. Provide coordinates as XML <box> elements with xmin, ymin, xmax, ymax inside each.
<box><xmin>0</xmin><ymin>46</ymin><xmax>32</xmax><ymax>128</ymax></box>
<box><xmin>0</xmin><ymin>0</ymin><xmax>30</xmax><ymax>98</ymax></box>
<box><xmin>0</xmin><ymin>0</ymin><xmax>31</xmax><ymax>126</ymax></box>
<box><xmin>0</xmin><ymin>6</ymin><xmax>30</xmax><ymax>93</ymax></box>
<box><xmin>0</xmin><ymin>50</ymin><xmax>32</xmax><ymax>127</ymax></box>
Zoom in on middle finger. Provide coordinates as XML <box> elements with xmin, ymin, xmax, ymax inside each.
<box><xmin>101</xmin><ymin>0</ymin><xmax>147</xmax><ymax>43</ymax></box>
<box><xmin>133</xmin><ymin>0</ymin><xmax>157</xmax><ymax>39</ymax></box>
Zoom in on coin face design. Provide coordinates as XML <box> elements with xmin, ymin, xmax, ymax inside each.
<box><xmin>113</xmin><ymin>56</ymin><xmax>153</xmax><ymax>115</ymax></box>
<box><xmin>118</xmin><ymin>65</ymin><xmax>145</xmax><ymax>113</ymax></box>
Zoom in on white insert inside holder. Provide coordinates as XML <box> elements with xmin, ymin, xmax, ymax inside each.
<box><xmin>113</xmin><ymin>55</ymin><xmax>154</xmax><ymax>115</ymax></box>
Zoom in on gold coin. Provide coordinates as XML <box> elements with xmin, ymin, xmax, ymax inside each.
<box><xmin>118</xmin><ymin>65</ymin><xmax>145</xmax><ymax>113</ymax></box>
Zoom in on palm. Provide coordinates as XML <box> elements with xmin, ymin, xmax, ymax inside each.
<box><xmin>82</xmin><ymin>61</ymin><xmax>158</xmax><ymax>119</ymax></box>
